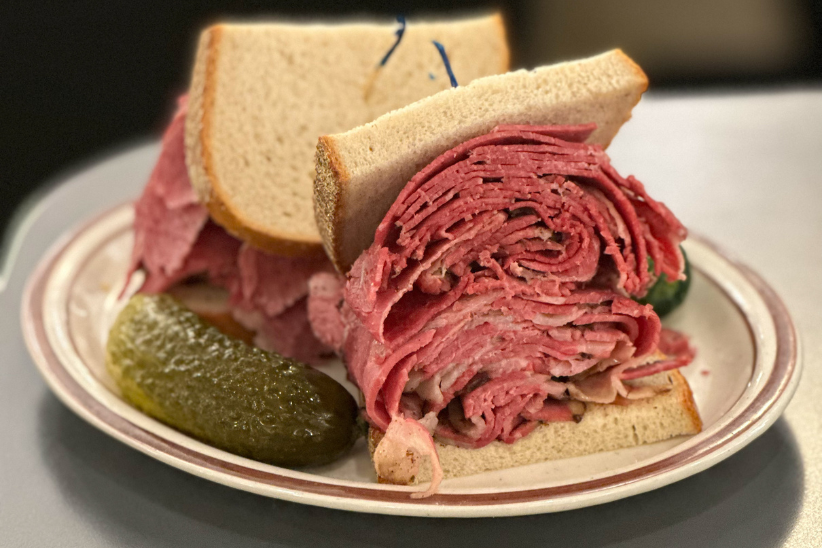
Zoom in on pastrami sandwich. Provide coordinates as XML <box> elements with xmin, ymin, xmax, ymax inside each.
<box><xmin>126</xmin><ymin>15</ymin><xmax>509</xmax><ymax>362</ymax></box>
<box><xmin>309</xmin><ymin>49</ymin><xmax>701</xmax><ymax>496</ymax></box>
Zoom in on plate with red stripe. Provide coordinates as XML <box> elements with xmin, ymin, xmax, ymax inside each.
<box><xmin>22</xmin><ymin>202</ymin><xmax>800</xmax><ymax>517</ymax></box>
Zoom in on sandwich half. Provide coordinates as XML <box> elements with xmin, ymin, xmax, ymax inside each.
<box><xmin>185</xmin><ymin>15</ymin><xmax>509</xmax><ymax>256</ymax></box>
<box><xmin>309</xmin><ymin>49</ymin><xmax>701</xmax><ymax>495</ymax></box>
<box><xmin>127</xmin><ymin>15</ymin><xmax>509</xmax><ymax>363</ymax></box>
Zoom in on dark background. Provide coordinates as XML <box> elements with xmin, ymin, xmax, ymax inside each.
<box><xmin>2</xmin><ymin>0</ymin><xmax>821</xmax><ymax>243</ymax></box>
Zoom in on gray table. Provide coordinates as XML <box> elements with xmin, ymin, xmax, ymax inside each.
<box><xmin>1</xmin><ymin>90</ymin><xmax>820</xmax><ymax>547</ymax></box>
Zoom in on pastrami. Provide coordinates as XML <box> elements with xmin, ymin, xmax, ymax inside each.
<box><xmin>129</xmin><ymin>97</ymin><xmax>331</xmax><ymax>362</ymax></box>
<box><xmin>312</xmin><ymin>124</ymin><xmax>693</xmax><ymax>452</ymax></box>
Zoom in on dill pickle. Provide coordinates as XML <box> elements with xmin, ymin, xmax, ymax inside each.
<box><xmin>639</xmin><ymin>247</ymin><xmax>692</xmax><ymax>318</ymax></box>
<box><xmin>105</xmin><ymin>294</ymin><xmax>358</xmax><ymax>467</ymax></box>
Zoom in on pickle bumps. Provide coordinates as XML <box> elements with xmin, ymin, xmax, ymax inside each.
<box><xmin>106</xmin><ymin>294</ymin><xmax>359</xmax><ymax>467</ymax></box>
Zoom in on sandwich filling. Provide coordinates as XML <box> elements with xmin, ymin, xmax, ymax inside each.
<box><xmin>129</xmin><ymin>96</ymin><xmax>333</xmax><ymax>363</ymax></box>
<box><xmin>309</xmin><ymin>124</ymin><xmax>695</xmax><ymax>492</ymax></box>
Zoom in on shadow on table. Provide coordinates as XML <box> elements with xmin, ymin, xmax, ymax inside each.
<box><xmin>38</xmin><ymin>393</ymin><xmax>803</xmax><ymax>548</ymax></box>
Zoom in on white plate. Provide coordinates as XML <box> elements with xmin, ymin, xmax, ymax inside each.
<box><xmin>21</xmin><ymin>204</ymin><xmax>799</xmax><ymax>517</ymax></box>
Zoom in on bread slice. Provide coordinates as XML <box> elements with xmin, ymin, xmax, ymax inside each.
<box><xmin>315</xmin><ymin>49</ymin><xmax>648</xmax><ymax>272</ymax></box>
<box><xmin>185</xmin><ymin>15</ymin><xmax>509</xmax><ymax>257</ymax></box>
<box><xmin>368</xmin><ymin>370</ymin><xmax>701</xmax><ymax>484</ymax></box>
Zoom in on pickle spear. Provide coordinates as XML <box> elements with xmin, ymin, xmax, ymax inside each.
<box><xmin>106</xmin><ymin>294</ymin><xmax>359</xmax><ymax>467</ymax></box>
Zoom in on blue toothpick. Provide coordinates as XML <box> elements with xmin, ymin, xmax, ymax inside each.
<box><xmin>364</xmin><ymin>15</ymin><xmax>407</xmax><ymax>101</ymax></box>
<box><xmin>432</xmin><ymin>41</ymin><xmax>458</xmax><ymax>87</ymax></box>
<box><xmin>379</xmin><ymin>15</ymin><xmax>406</xmax><ymax>67</ymax></box>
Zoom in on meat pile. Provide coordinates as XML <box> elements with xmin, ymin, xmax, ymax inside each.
<box><xmin>309</xmin><ymin>124</ymin><xmax>694</xmax><ymax>491</ymax></box>
<box><xmin>129</xmin><ymin>97</ymin><xmax>331</xmax><ymax>363</ymax></box>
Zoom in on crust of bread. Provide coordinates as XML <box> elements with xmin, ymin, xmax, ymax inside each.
<box><xmin>673</xmin><ymin>369</ymin><xmax>703</xmax><ymax>432</ymax></box>
<box><xmin>605</xmin><ymin>49</ymin><xmax>648</xmax><ymax>148</ymax></box>
<box><xmin>314</xmin><ymin>137</ymin><xmax>349</xmax><ymax>265</ymax></box>
<box><xmin>314</xmin><ymin>49</ymin><xmax>649</xmax><ymax>272</ymax></box>
<box><xmin>187</xmin><ymin>15</ymin><xmax>510</xmax><ymax>257</ymax></box>
<box><xmin>368</xmin><ymin>370</ymin><xmax>701</xmax><ymax>484</ymax></box>
<box><xmin>184</xmin><ymin>25</ymin><xmax>214</xmax><ymax>226</ymax></box>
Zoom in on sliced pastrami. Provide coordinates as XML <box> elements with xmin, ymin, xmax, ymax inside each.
<box><xmin>129</xmin><ymin>97</ymin><xmax>331</xmax><ymax>362</ymax></box>
<box><xmin>310</xmin><ymin>124</ymin><xmax>692</xmax><ymax>455</ymax></box>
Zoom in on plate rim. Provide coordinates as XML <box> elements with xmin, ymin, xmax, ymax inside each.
<box><xmin>21</xmin><ymin>203</ymin><xmax>800</xmax><ymax>518</ymax></box>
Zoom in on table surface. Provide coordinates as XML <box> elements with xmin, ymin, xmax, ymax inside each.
<box><xmin>1</xmin><ymin>90</ymin><xmax>820</xmax><ymax>547</ymax></box>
